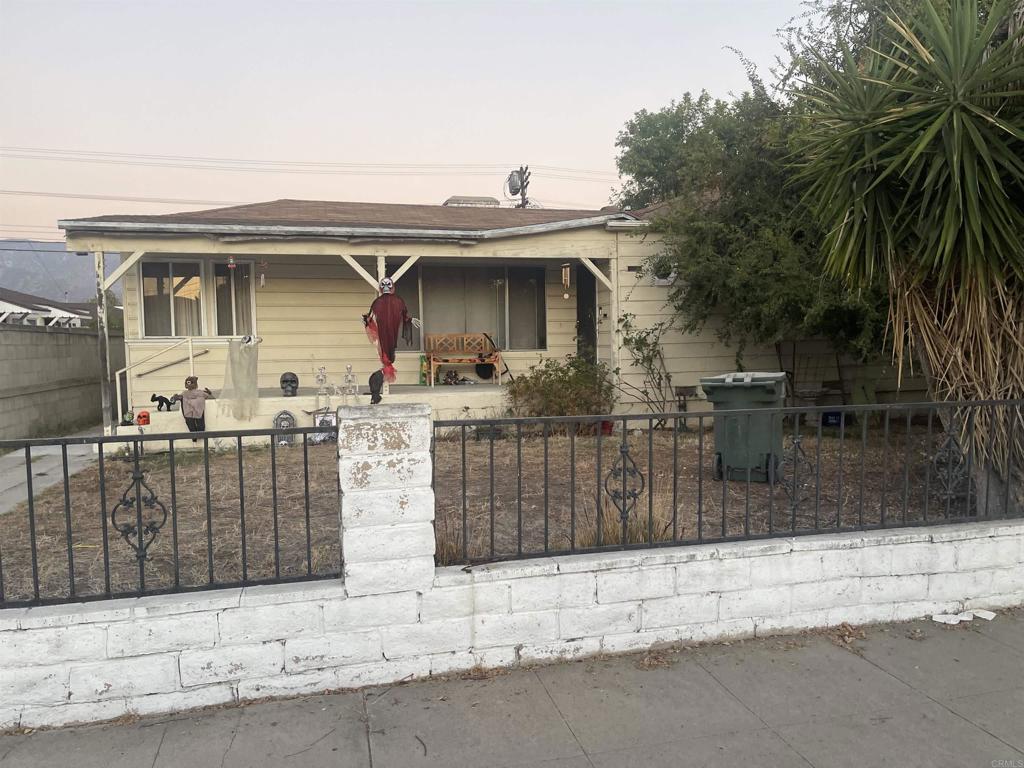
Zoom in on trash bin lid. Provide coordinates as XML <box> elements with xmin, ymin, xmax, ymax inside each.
<box><xmin>699</xmin><ymin>371</ymin><xmax>787</xmax><ymax>387</ymax></box>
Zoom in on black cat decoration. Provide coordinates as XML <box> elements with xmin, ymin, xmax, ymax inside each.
<box><xmin>151</xmin><ymin>394</ymin><xmax>174</xmax><ymax>411</ymax></box>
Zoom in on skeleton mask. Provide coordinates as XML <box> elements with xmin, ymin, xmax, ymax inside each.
<box><xmin>379</xmin><ymin>277</ymin><xmax>394</xmax><ymax>294</ymax></box>
<box><xmin>280</xmin><ymin>371</ymin><xmax>299</xmax><ymax>397</ymax></box>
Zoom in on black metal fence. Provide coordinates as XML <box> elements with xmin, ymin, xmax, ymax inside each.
<box><xmin>0</xmin><ymin>426</ymin><xmax>341</xmax><ymax>608</ymax></box>
<box><xmin>431</xmin><ymin>400</ymin><xmax>1023</xmax><ymax>566</ymax></box>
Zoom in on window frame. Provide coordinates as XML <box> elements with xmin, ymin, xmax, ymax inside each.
<box><xmin>411</xmin><ymin>263</ymin><xmax>549</xmax><ymax>352</ymax></box>
<box><xmin>137</xmin><ymin>258</ymin><xmax>207</xmax><ymax>339</ymax></box>
<box><xmin>212</xmin><ymin>259</ymin><xmax>257</xmax><ymax>337</ymax></box>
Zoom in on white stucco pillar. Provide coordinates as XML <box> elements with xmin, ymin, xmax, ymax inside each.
<box><xmin>336</xmin><ymin>403</ymin><xmax>436</xmax><ymax>596</ymax></box>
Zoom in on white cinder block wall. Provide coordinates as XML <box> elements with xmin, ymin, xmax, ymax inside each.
<box><xmin>1</xmin><ymin>403</ymin><xmax>1022</xmax><ymax>730</ymax></box>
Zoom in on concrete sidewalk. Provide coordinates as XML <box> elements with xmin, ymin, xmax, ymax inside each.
<box><xmin>1</xmin><ymin>612</ymin><xmax>1021</xmax><ymax>767</ymax></box>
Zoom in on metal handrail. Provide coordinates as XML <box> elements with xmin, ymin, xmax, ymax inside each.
<box><xmin>114</xmin><ymin>337</ymin><xmax>195</xmax><ymax>417</ymax></box>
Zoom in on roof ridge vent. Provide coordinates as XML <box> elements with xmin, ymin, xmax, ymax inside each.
<box><xmin>442</xmin><ymin>195</ymin><xmax>501</xmax><ymax>207</ymax></box>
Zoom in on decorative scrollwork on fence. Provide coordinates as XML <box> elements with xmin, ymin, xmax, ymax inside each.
<box><xmin>110</xmin><ymin>468</ymin><xmax>168</xmax><ymax>561</ymax></box>
<box><xmin>604</xmin><ymin>442</ymin><xmax>646</xmax><ymax>521</ymax></box>
<box><xmin>931</xmin><ymin>428</ymin><xmax>973</xmax><ymax>513</ymax></box>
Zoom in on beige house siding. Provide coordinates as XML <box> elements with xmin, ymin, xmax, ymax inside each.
<box><xmin>611</xmin><ymin>230</ymin><xmax>926</xmax><ymax>411</ymax></box>
<box><xmin>111</xmin><ymin>224</ymin><xmax>925</xmax><ymax>414</ymax></box>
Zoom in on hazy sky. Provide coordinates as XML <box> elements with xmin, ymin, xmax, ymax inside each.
<box><xmin>0</xmin><ymin>0</ymin><xmax>805</xmax><ymax>240</ymax></box>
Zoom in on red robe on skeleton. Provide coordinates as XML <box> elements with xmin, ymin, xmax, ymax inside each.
<box><xmin>363</xmin><ymin>292</ymin><xmax>413</xmax><ymax>383</ymax></box>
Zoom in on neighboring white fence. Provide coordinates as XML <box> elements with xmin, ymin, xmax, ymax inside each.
<box><xmin>1</xmin><ymin>403</ymin><xmax>1022</xmax><ymax>730</ymax></box>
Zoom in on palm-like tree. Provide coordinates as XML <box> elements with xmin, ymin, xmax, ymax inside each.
<box><xmin>796</xmin><ymin>0</ymin><xmax>1024</xmax><ymax>510</ymax></box>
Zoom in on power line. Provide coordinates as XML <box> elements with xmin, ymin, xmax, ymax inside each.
<box><xmin>0</xmin><ymin>189</ymin><xmax>245</xmax><ymax>205</ymax></box>
<box><xmin>0</xmin><ymin>145</ymin><xmax>619</xmax><ymax>178</ymax></box>
<box><xmin>1</xmin><ymin>151</ymin><xmax>618</xmax><ymax>182</ymax></box>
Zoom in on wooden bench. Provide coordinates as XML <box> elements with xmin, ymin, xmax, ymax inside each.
<box><xmin>425</xmin><ymin>333</ymin><xmax>502</xmax><ymax>386</ymax></box>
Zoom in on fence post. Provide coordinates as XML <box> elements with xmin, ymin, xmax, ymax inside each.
<box><xmin>336</xmin><ymin>403</ymin><xmax>436</xmax><ymax>596</ymax></box>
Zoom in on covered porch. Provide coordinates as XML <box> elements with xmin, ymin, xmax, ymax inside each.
<box><xmin>79</xmin><ymin>239</ymin><xmax>619</xmax><ymax>435</ymax></box>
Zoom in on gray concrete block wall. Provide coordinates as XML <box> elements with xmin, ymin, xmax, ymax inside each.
<box><xmin>0</xmin><ymin>326</ymin><xmax>124</xmax><ymax>439</ymax></box>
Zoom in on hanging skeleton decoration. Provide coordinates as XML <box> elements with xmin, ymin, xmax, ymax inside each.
<box><xmin>362</xmin><ymin>277</ymin><xmax>419</xmax><ymax>404</ymax></box>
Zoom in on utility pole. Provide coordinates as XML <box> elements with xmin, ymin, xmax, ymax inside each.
<box><xmin>507</xmin><ymin>166</ymin><xmax>531</xmax><ymax>208</ymax></box>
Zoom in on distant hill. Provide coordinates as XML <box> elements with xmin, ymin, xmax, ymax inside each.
<box><xmin>0</xmin><ymin>240</ymin><xmax>121</xmax><ymax>302</ymax></box>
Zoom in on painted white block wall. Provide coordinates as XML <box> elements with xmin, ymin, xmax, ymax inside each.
<box><xmin>1</xmin><ymin>403</ymin><xmax>1022</xmax><ymax>730</ymax></box>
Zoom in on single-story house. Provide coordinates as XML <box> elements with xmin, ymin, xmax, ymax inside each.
<box><xmin>58</xmin><ymin>197</ymin><xmax>919</xmax><ymax>436</ymax></box>
<box><xmin>0</xmin><ymin>286</ymin><xmax>94</xmax><ymax>328</ymax></box>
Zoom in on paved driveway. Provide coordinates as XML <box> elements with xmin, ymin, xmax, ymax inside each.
<box><xmin>0</xmin><ymin>427</ymin><xmax>100</xmax><ymax>516</ymax></box>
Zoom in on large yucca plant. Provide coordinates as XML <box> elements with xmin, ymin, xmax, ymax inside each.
<box><xmin>796</xmin><ymin>0</ymin><xmax>1024</xmax><ymax>512</ymax></box>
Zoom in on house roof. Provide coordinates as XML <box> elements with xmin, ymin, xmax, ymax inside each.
<box><xmin>59</xmin><ymin>199</ymin><xmax>636</xmax><ymax>240</ymax></box>
<box><xmin>0</xmin><ymin>286</ymin><xmax>92</xmax><ymax>318</ymax></box>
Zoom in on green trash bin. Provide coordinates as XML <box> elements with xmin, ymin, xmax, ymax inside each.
<box><xmin>699</xmin><ymin>372</ymin><xmax>787</xmax><ymax>483</ymax></box>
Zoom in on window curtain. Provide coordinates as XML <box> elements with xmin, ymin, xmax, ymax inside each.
<box><xmin>232</xmin><ymin>263</ymin><xmax>253</xmax><ymax>335</ymax></box>
<box><xmin>171</xmin><ymin>263</ymin><xmax>202</xmax><ymax>336</ymax></box>
<box><xmin>141</xmin><ymin>263</ymin><xmax>172</xmax><ymax>336</ymax></box>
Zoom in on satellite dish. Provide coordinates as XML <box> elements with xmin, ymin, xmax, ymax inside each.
<box><xmin>506</xmin><ymin>169</ymin><xmax>523</xmax><ymax>196</ymax></box>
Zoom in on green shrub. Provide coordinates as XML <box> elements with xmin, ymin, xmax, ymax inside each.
<box><xmin>506</xmin><ymin>355</ymin><xmax>617</xmax><ymax>417</ymax></box>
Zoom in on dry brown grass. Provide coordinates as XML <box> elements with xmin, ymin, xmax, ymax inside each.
<box><xmin>0</xmin><ymin>442</ymin><xmax>341</xmax><ymax>605</ymax></box>
<box><xmin>1</xmin><ymin>413</ymin><xmax>1004</xmax><ymax>604</ymax></box>
<box><xmin>431</xmin><ymin>417</ymin><xmax>993</xmax><ymax>565</ymax></box>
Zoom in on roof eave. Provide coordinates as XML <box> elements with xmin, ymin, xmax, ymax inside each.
<box><xmin>56</xmin><ymin>213</ymin><xmax>636</xmax><ymax>242</ymax></box>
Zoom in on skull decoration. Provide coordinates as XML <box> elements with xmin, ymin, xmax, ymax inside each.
<box><xmin>280</xmin><ymin>371</ymin><xmax>299</xmax><ymax>397</ymax></box>
<box><xmin>135</xmin><ymin>410</ymin><xmax>151</xmax><ymax>426</ymax></box>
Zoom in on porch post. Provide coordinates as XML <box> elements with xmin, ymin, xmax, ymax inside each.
<box><xmin>609</xmin><ymin>259</ymin><xmax>620</xmax><ymax>383</ymax></box>
<box><xmin>94</xmin><ymin>250</ymin><xmax>113</xmax><ymax>435</ymax></box>
<box><xmin>376</xmin><ymin>255</ymin><xmax>387</xmax><ymax>283</ymax></box>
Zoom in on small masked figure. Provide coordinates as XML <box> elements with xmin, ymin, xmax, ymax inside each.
<box><xmin>175</xmin><ymin>375</ymin><xmax>214</xmax><ymax>435</ymax></box>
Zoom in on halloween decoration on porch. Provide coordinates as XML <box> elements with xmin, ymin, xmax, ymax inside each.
<box><xmin>368</xmin><ymin>369</ymin><xmax>385</xmax><ymax>405</ymax></box>
<box><xmin>135</xmin><ymin>410</ymin><xmax>151</xmax><ymax>426</ymax></box>
<box><xmin>314</xmin><ymin>365</ymin><xmax>331</xmax><ymax>414</ymax></box>
<box><xmin>309</xmin><ymin>410</ymin><xmax>338</xmax><ymax>445</ymax></box>
<box><xmin>342</xmin><ymin>364</ymin><xmax>359</xmax><ymax>401</ymax></box>
<box><xmin>280</xmin><ymin>371</ymin><xmax>299</xmax><ymax>397</ymax></box>
<box><xmin>362</xmin><ymin>277</ymin><xmax>420</xmax><ymax>401</ymax></box>
<box><xmin>150</xmin><ymin>394</ymin><xmax>174</xmax><ymax>411</ymax></box>
<box><xmin>222</xmin><ymin>337</ymin><xmax>260</xmax><ymax>420</ymax></box>
<box><xmin>175</xmin><ymin>375</ymin><xmax>213</xmax><ymax>435</ymax></box>
<box><xmin>273</xmin><ymin>409</ymin><xmax>297</xmax><ymax>445</ymax></box>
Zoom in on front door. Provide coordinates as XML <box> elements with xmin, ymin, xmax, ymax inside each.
<box><xmin>575</xmin><ymin>264</ymin><xmax>597</xmax><ymax>362</ymax></box>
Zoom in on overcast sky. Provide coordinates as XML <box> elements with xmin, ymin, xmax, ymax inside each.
<box><xmin>0</xmin><ymin>0</ymin><xmax>806</xmax><ymax>239</ymax></box>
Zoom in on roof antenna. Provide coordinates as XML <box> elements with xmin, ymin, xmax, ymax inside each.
<box><xmin>505</xmin><ymin>165</ymin><xmax>531</xmax><ymax>208</ymax></box>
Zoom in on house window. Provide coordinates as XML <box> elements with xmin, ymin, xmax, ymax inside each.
<box><xmin>141</xmin><ymin>262</ymin><xmax>202</xmax><ymax>336</ymax></box>
<box><xmin>214</xmin><ymin>262</ymin><xmax>254</xmax><ymax>336</ymax></box>
<box><xmin>419</xmin><ymin>265</ymin><xmax>546</xmax><ymax>350</ymax></box>
<box><xmin>507</xmin><ymin>266</ymin><xmax>547</xmax><ymax>349</ymax></box>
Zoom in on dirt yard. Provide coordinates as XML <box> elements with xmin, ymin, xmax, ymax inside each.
<box><xmin>431</xmin><ymin>417</ymin><xmax>984</xmax><ymax>565</ymax></box>
<box><xmin>0</xmin><ymin>414</ymin><xmax>988</xmax><ymax>603</ymax></box>
<box><xmin>0</xmin><ymin>441</ymin><xmax>341</xmax><ymax>605</ymax></box>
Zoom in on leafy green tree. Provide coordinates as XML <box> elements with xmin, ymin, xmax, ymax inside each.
<box><xmin>794</xmin><ymin>0</ymin><xmax>1024</xmax><ymax>506</ymax></box>
<box><xmin>616</xmin><ymin>87</ymin><xmax>887</xmax><ymax>365</ymax></box>
<box><xmin>614</xmin><ymin>92</ymin><xmax>720</xmax><ymax>210</ymax></box>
